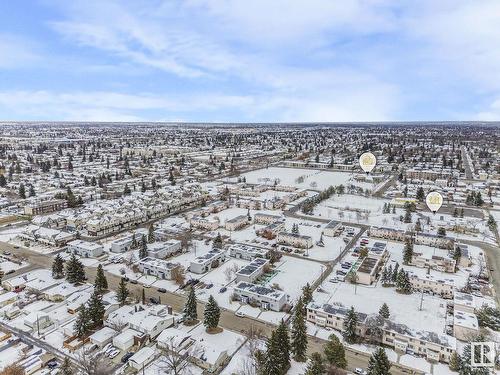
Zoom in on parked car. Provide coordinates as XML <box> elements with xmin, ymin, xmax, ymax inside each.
<box><xmin>354</xmin><ymin>368</ymin><xmax>367</xmax><ymax>375</ymax></box>
<box><xmin>206</xmin><ymin>283</ymin><xmax>213</xmax><ymax>289</ymax></box>
<box><xmin>157</xmin><ymin>288</ymin><xmax>167</xmax><ymax>293</ymax></box>
<box><xmin>108</xmin><ymin>349</ymin><xmax>120</xmax><ymax>359</ymax></box>
<box><xmin>130</xmin><ymin>279</ymin><xmax>138</xmax><ymax>284</ymax></box>
<box><xmin>149</xmin><ymin>297</ymin><xmax>160</xmax><ymax>304</ymax></box>
<box><xmin>219</xmin><ymin>287</ymin><xmax>227</xmax><ymax>293</ymax></box>
<box><xmin>121</xmin><ymin>352</ymin><xmax>134</xmax><ymax>363</ymax></box>
<box><xmin>235</xmin><ymin>311</ymin><xmax>246</xmax><ymax>318</ymax></box>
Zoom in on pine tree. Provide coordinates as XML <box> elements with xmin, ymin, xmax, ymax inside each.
<box><xmin>29</xmin><ymin>185</ymin><xmax>36</xmax><ymax>197</ymax></box>
<box><xmin>263</xmin><ymin>331</ymin><xmax>283</xmax><ymax>375</ymax></box>
<box><xmin>291</xmin><ymin>298</ymin><xmax>308</xmax><ymax>362</ymax></box>
<box><xmin>403</xmin><ymin>207</ymin><xmax>412</xmax><ymax>223</ymax></box>
<box><xmin>116</xmin><ymin>278</ymin><xmax>129</xmax><ymax>306</ymax></box>
<box><xmin>203</xmin><ymin>295</ymin><xmax>220</xmax><ymax>331</ymax></box>
<box><xmin>74</xmin><ymin>305</ymin><xmax>91</xmax><ymax>338</ymax></box>
<box><xmin>302</xmin><ymin>283</ymin><xmax>313</xmax><ymax>306</ymax></box>
<box><xmin>381</xmin><ymin>267</ymin><xmax>389</xmax><ymax>286</ymax></box>
<box><xmin>60</xmin><ymin>357</ymin><xmax>74</xmax><ymax>375</ymax></box>
<box><xmin>52</xmin><ymin>254</ymin><xmax>65</xmax><ymax>279</ymax></box>
<box><xmin>183</xmin><ymin>287</ymin><xmax>198</xmax><ymax>323</ymax></box>
<box><xmin>343</xmin><ymin>306</ymin><xmax>358</xmax><ymax>344</ymax></box>
<box><xmin>305</xmin><ymin>353</ymin><xmax>325</xmax><ymax>375</ymax></box>
<box><xmin>139</xmin><ymin>234</ymin><xmax>148</xmax><ymax>259</ymax></box>
<box><xmin>213</xmin><ymin>232</ymin><xmax>223</xmax><ymax>249</ymax></box>
<box><xmin>459</xmin><ymin>341</ymin><xmax>490</xmax><ymax>375</ymax></box>
<box><xmin>65</xmin><ymin>254</ymin><xmax>85</xmax><ymax>284</ymax></box>
<box><xmin>87</xmin><ymin>289</ymin><xmax>105</xmax><ymax>329</ymax></box>
<box><xmin>275</xmin><ymin>319</ymin><xmax>291</xmax><ymax>371</ymax></box>
<box><xmin>0</xmin><ymin>174</ymin><xmax>6</xmax><ymax>187</ymax></box>
<box><xmin>403</xmin><ymin>238</ymin><xmax>413</xmax><ymax>265</ymax></box>
<box><xmin>414</xmin><ymin>219</ymin><xmax>422</xmax><ymax>232</ymax></box>
<box><xmin>323</xmin><ymin>333</ymin><xmax>347</xmax><ymax>368</ymax></box>
<box><xmin>379</xmin><ymin>303</ymin><xmax>390</xmax><ymax>319</ymax></box>
<box><xmin>367</xmin><ymin>347</ymin><xmax>392</xmax><ymax>375</ymax></box>
<box><xmin>148</xmin><ymin>224</ymin><xmax>155</xmax><ymax>243</ymax></box>
<box><xmin>18</xmin><ymin>183</ymin><xmax>26</xmax><ymax>199</ymax></box>
<box><xmin>94</xmin><ymin>264</ymin><xmax>108</xmax><ymax>292</ymax></box>
<box><xmin>416</xmin><ymin>187</ymin><xmax>425</xmax><ymax>201</ymax></box>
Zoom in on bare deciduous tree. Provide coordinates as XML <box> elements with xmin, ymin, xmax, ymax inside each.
<box><xmin>159</xmin><ymin>338</ymin><xmax>202</xmax><ymax>375</ymax></box>
<box><xmin>76</xmin><ymin>351</ymin><xmax>113</xmax><ymax>375</ymax></box>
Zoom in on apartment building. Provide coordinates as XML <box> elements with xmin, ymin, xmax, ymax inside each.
<box><xmin>406</xmin><ymin>168</ymin><xmax>453</xmax><ymax>181</ymax></box>
<box><xmin>307</xmin><ymin>302</ymin><xmax>456</xmax><ymax>363</ymax></box>
<box><xmin>233</xmin><ymin>281</ymin><xmax>288</xmax><ymax>311</ymax></box>
<box><xmin>410</xmin><ymin>251</ymin><xmax>456</xmax><ymax>273</ymax></box>
<box><xmin>453</xmin><ymin>310</ymin><xmax>479</xmax><ymax>341</ymax></box>
<box><xmin>368</xmin><ymin>226</ymin><xmax>407</xmax><ymax>242</ymax></box>
<box><xmin>356</xmin><ymin>256</ymin><xmax>383</xmax><ymax>285</ymax></box>
<box><xmin>190</xmin><ymin>249</ymin><xmax>226</xmax><ymax>274</ymax></box>
<box><xmin>407</xmin><ymin>272</ymin><xmax>455</xmax><ymax>299</ymax></box>
<box><xmin>235</xmin><ymin>258</ymin><xmax>269</xmax><ymax>283</ymax></box>
<box><xmin>228</xmin><ymin>243</ymin><xmax>269</xmax><ymax>260</ymax></box>
<box><xmin>110</xmin><ymin>235</ymin><xmax>135</xmax><ymax>253</ymax></box>
<box><xmin>190</xmin><ymin>216</ymin><xmax>220</xmax><ymax>231</ymax></box>
<box><xmin>68</xmin><ymin>239</ymin><xmax>104</xmax><ymax>258</ymax></box>
<box><xmin>147</xmin><ymin>240</ymin><xmax>182</xmax><ymax>259</ymax></box>
<box><xmin>138</xmin><ymin>257</ymin><xmax>180</xmax><ymax>280</ymax></box>
<box><xmin>20</xmin><ymin>224</ymin><xmax>76</xmax><ymax>247</ymax></box>
<box><xmin>24</xmin><ymin>199</ymin><xmax>68</xmax><ymax>216</ymax></box>
<box><xmin>225</xmin><ymin>215</ymin><xmax>249</xmax><ymax>231</ymax></box>
<box><xmin>254</xmin><ymin>213</ymin><xmax>283</xmax><ymax>225</ymax></box>
<box><xmin>277</xmin><ymin>232</ymin><xmax>313</xmax><ymax>249</ymax></box>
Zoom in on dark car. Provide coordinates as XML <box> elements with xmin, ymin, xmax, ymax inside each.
<box><xmin>149</xmin><ymin>297</ymin><xmax>159</xmax><ymax>304</ymax></box>
<box><xmin>121</xmin><ymin>352</ymin><xmax>135</xmax><ymax>363</ymax></box>
<box><xmin>130</xmin><ymin>279</ymin><xmax>138</xmax><ymax>284</ymax></box>
<box><xmin>206</xmin><ymin>283</ymin><xmax>213</xmax><ymax>289</ymax></box>
<box><xmin>157</xmin><ymin>288</ymin><xmax>167</xmax><ymax>293</ymax></box>
<box><xmin>123</xmin><ymin>276</ymin><xmax>130</xmax><ymax>282</ymax></box>
<box><xmin>219</xmin><ymin>287</ymin><xmax>227</xmax><ymax>293</ymax></box>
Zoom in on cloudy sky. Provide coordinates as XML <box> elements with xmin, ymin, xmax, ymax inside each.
<box><xmin>0</xmin><ymin>0</ymin><xmax>499</xmax><ymax>122</ymax></box>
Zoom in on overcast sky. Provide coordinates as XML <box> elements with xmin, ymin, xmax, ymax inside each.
<box><xmin>0</xmin><ymin>0</ymin><xmax>499</xmax><ymax>122</ymax></box>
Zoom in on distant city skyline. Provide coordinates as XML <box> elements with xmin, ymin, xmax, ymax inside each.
<box><xmin>1</xmin><ymin>1</ymin><xmax>499</xmax><ymax>122</ymax></box>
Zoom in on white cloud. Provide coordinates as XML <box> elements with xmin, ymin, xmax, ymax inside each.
<box><xmin>0</xmin><ymin>34</ymin><xmax>40</xmax><ymax>68</ymax></box>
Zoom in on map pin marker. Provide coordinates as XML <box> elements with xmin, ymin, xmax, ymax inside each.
<box><xmin>426</xmin><ymin>191</ymin><xmax>443</xmax><ymax>214</ymax></box>
<box><xmin>359</xmin><ymin>152</ymin><xmax>376</xmax><ymax>174</ymax></box>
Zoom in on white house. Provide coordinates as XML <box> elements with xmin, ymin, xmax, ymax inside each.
<box><xmin>128</xmin><ymin>346</ymin><xmax>155</xmax><ymax>370</ymax></box>
<box><xmin>68</xmin><ymin>239</ymin><xmax>104</xmax><ymax>258</ymax></box>
<box><xmin>190</xmin><ymin>249</ymin><xmax>226</xmax><ymax>274</ymax></box>
<box><xmin>138</xmin><ymin>257</ymin><xmax>180</xmax><ymax>280</ymax></box>
<box><xmin>235</xmin><ymin>258</ymin><xmax>269</xmax><ymax>283</ymax></box>
<box><xmin>233</xmin><ymin>281</ymin><xmax>288</xmax><ymax>311</ymax></box>
<box><xmin>89</xmin><ymin>326</ymin><xmax>118</xmax><ymax>348</ymax></box>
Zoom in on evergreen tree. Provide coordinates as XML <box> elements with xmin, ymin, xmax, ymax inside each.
<box><xmin>367</xmin><ymin>348</ymin><xmax>392</xmax><ymax>375</ymax></box>
<box><xmin>381</xmin><ymin>267</ymin><xmax>389</xmax><ymax>286</ymax></box>
<box><xmin>263</xmin><ymin>331</ymin><xmax>284</xmax><ymax>375</ymax></box>
<box><xmin>60</xmin><ymin>357</ymin><xmax>74</xmax><ymax>375</ymax></box>
<box><xmin>94</xmin><ymin>264</ymin><xmax>108</xmax><ymax>292</ymax></box>
<box><xmin>116</xmin><ymin>278</ymin><xmax>129</xmax><ymax>306</ymax></box>
<box><xmin>213</xmin><ymin>232</ymin><xmax>223</xmax><ymax>249</ymax></box>
<box><xmin>141</xmin><ymin>288</ymin><xmax>146</xmax><ymax>305</ymax></box>
<box><xmin>18</xmin><ymin>183</ymin><xmax>26</xmax><ymax>199</ymax></box>
<box><xmin>323</xmin><ymin>333</ymin><xmax>347</xmax><ymax>368</ymax></box>
<box><xmin>290</xmin><ymin>298</ymin><xmax>308</xmax><ymax>362</ymax></box>
<box><xmin>148</xmin><ymin>224</ymin><xmax>155</xmax><ymax>243</ymax></box>
<box><xmin>29</xmin><ymin>185</ymin><xmax>36</xmax><ymax>197</ymax></box>
<box><xmin>437</xmin><ymin>227</ymin><xmax>447</xmax><ymax>237</ymax></box>
<box><xmin>73</xmin><ymin>305</ymin><xmax>91</xmax><ymax>338</ymax></box>
<box><xmin>403</xmin><ymin>238</ymin><xmax>413</xmax><ymax>265</ymax></box>
<box><xmin>65</xmin><ymin>254</ymin><xmax>85</xmax><ymax>284</ymax></box>
<box><xmin>414</xmin><ymin>219</ymin><xmax>422</xmax><ymax>232</ymax></box>
<box><xmin>52</xmin><ymin>254</ymin><xmax>65</xmax><ymax>279</ymax></box>
<box><xmin>123</xmin><ymin>183</ymin><xmax>131</xmax><ymax>195</ymax></box>
<box><xmin>0</xmin><ymin>174</ymin><xmax>6</xmax><ymax>187</ymax></box>
<box><xmin>379</xmin><ymin>303</ymin><xmax>390</xmax><ymax>319</ymax></box>
<box><xmin>292</xmin><ymin>223</ymin><xmax>299</xmax><ymax>234</ymax></box>
<box><xmin>396</xmin><ymin>269</ymin><xmax>412</xmax><ymax>294</ymax></box>
<box><xmin>487</xmin><ymin>214</ymin><xmax>497</xmax><ymax>232</ymax></box>
<box><xmin>302</xmin><ymin>283</ymin><xmax>313</xmax><ymax>306</ymax></box>
<box><xmin>275</xmin><ymin>319</ymin><xmax>291</xmax><ymax>371</ymax></box>
<box><xmin>183</xmin><ymin>287</ymin><xmax>198</xmax><ymax>322</ymax></box>
<box><xmin>203</xmin><ymin>295</ymin><xmax>221</xmax><ymax>331</ymax></box>
<box><xmin>416</xmin><ymin>186</ymin><xmax>425</xmax><ymax>201</ymax></box>
<box><xmin>342</xmin><ymin>306</ymin><xmax>358</xmax><ymax>343</ymax></box>
<box><xmin>305</xmin><ymin>353</ymin><xmax>325</xmax><ymax>375</ymax></box>
<box><xmin>139</xmin><ymin>234</ymin><xmax>148</xmax><ymax>259</ymax></box>
<box><xmin>403</xmin><ymin>207</ymin><xmax>412</xmax><ymax>223</ymax></box>
<box><xmin>87</xmin><ymin>289</ymin><xmax>105</xmax><ymax>329</ymax></box>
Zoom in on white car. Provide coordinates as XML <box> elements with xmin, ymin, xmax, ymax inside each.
<box><xmin>104</xmin><ymin>345</ymin><xmax>116</xmax><ymax>355</ymax></box>
<box><xmin>102</xmin><ymin>343</ymin><xmax>112</xmax><ymax>353</ymax></box>
<box><xmin>235</xmin><ymin>311</ymin><xmax>246</xmax><ymax>318</ymax></box>
<box><xmin>108</xmin><ymin>349</ymin><xmax>120</xmax><ymax>358</ymax></box>
<box><xmin>354</xmin><ymin>368</ymin><xmax>367</xmax><ymax>375</ymax></box>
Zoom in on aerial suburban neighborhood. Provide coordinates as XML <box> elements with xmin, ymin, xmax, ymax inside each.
<box><xmin>0</xmin><ymin>122</ymin><xmax>498</xmax><ymax>375</ymax></box>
